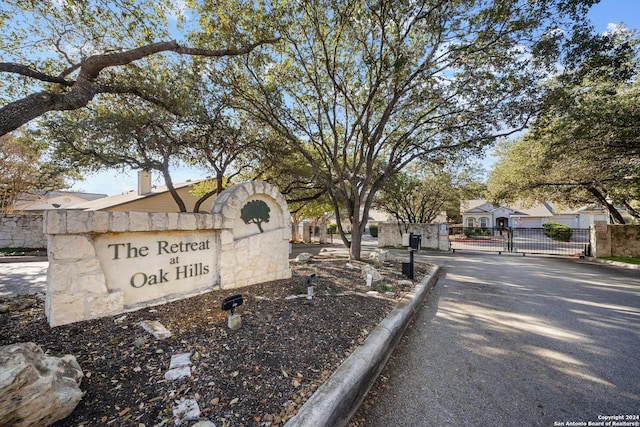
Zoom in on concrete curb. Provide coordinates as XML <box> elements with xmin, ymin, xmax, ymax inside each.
<box><xmin>586</xmin><ymin>257</ymin><xmax>640</xmax><ymax>270</ymax></box>
<box><xmin>285</xmin><ymin>265</ymin><xmax>441</xmax><ymax>427</ymax></box>
<box><xmin>0</xmin><ymin>256</ymin><xmax>48</xmax><ymax>263</ymax></box>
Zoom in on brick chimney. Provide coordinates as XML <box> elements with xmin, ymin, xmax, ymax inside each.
<box><xmin>138</xmin><ymin>170</ymin><xmax>152</xmax><ymax>195</ymax></box>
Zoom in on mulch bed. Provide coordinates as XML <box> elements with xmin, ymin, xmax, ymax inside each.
<box><xmin>0</xmin><ymin>253</ymin><xmax>429</xmax><ymax>427</ymax></box>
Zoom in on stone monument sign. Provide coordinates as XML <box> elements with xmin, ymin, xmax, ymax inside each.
<box><xmin>45</xmin><ymin>181</ymin><xmax>291</xmax><ymax>327</ymax></box>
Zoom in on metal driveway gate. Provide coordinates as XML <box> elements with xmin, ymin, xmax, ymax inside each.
<box><xmin>449</xmin><ymin>227</ymin><xmax>591</xmax><ymax>256</ymax></box>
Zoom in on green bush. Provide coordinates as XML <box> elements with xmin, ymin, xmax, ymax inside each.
<box><xmin>463</xmin><ymin>227</ymin><xmax>491</xmax><ymax>238</ymax></box>
<box><xmin>543</xmin><ymin>222</ymin><xmax>573</xmax><ymax>242</ymax></box>
<box><xmin>369</xmin><ymin>224</ymin><xmax>379</xmax><ymax>237</ymax></box>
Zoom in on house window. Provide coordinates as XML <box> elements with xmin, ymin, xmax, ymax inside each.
<box><xmin>480</xmin><ymin>217</ymin><xmax>488</xmax><ymax>228</ymax></box>
<box><xmin>466</xmin><ymin>218</ymin><xmax>474</xmax><ymax>228</ymax></box>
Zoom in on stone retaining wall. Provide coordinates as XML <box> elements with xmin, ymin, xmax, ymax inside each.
<box><xmin>378</xmin><ymin>222</ymin><xmax>450</xmax><ymax>251</ymax></box>
<box><xmin>591</xmin><ymin>222</ymin><xmax>640</xmax><ymax>258</ymax></box>
<box><xmin>0</xmin><ymin>214</ymin><xmax>46</xmax><ymax>248</ymax></box>
<box><xmin>45</xmin><ymin>181</ymin><xmax>292</xmax><ymax>327</ymax></box>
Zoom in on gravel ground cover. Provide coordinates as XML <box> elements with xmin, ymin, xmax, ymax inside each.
<box><xmin>0</xmin><ymin>253</ymin><xmax>429</xmax><ymax>427</ymax></box>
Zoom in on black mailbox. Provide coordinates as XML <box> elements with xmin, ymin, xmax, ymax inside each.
<box><xmin>409</xmin><ymin>234</ymin><xmax>421</xmax><ymax>251</ymax></box>
<box><xmin>222</xmin><ymin>294</ymin><xmax>243</xmax><ymax>314</ymax></box>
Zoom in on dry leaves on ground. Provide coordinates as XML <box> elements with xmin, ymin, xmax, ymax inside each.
<box><xmin>0</xmin><ymin>253</ymin><xmax>430</xmax><ymax>427</ymax></box>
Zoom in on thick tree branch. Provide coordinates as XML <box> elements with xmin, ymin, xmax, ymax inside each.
<box><xmin>0</xmin><ymin>63</ymin><xmax>73</xmax><ymax>86</ymax></box>
<box><xmin>0</xmin><ymin>39</ymin><xmax>279</xmax><ymax>136</ymax></box>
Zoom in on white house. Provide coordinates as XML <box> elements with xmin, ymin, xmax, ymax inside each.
<box><xmin>460</xmin><ymin>199</ymin><xmax>623</xmax><ymax>229</ymax></box>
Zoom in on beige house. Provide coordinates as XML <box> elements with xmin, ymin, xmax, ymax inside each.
<box><xmin>11</xmin><ymin>191</ymin><xmax>108</xmax><ymax>213</ymax></box>
<box><xmin>461</xmin><ymin>199</ymin><xmax>627</xmax><ymax>229</ymax></box>
<box><xmin>2</xmin><ymin>172</ymin><xmax>218</xmax><ymax>249</ymax></box>
<box><xmin>69</xmin><ymin>171</ymin><xmax>217</xmax><ymax>213</ymax></box>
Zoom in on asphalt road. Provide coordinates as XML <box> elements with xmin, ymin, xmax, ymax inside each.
<box><xmin>353</xmin><ymin>252</ymin><xmax>640</xmax><ymax>427</ymax></box>
<box><xmin>0</xmin><ymin>260</ymin><xmax>48</xmax><ymax>298</ymax></box>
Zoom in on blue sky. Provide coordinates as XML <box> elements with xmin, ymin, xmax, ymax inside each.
<box><xmin>588</xmin><ymin>0</ymin><xmax>640</xmax><ymax>33</ymax></box>
<box><xmin>70</xmin><ymin>0</ymin><xmax>640</xmax><ymax>196</ymax></box>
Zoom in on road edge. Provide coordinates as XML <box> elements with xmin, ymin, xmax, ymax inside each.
<box><xmin>285</xmin><ymin>265</ymin><xmax>441</xmax><ymax>427</ymax></box>
<box><xmin>586</xmin><ymin>257</ymin><xmax>640</xmax><ymax>270</ymax></box>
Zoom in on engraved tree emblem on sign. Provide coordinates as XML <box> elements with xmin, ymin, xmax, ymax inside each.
<box><xmin>240</xmin><ymin>200</ymin><xmax>271</xmax><ymax>232</ymax></box>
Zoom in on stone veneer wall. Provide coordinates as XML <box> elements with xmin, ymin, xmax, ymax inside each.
<box><xmin>378</xmin><ymin>222</ymin><xmax>450</xmax><ymax>251</ymax></box>
<box><xmin>591</xmin><ymin>223</ymin><xmax>640</xmax><ymax>258</ymax></box>
<box><xmin>45</xmin><ymin>181</ymin><xmax>292</xmax><ymax>327</ymax></box>
<box><xmin>211</xmin><ymin>181</ymin><xmax>292</xmax><ymax>289</ymax></box>
<box><xmin>0</xmin><ymin>214</ymin><xmax>46</xmax><ymax>248</ymax></box>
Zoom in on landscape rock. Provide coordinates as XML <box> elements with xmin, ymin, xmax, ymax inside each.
<box><xmin>294</xmin><ymin>252</ymin><xmax>313</xmax><ymax>262</ymax></box>
<box><xmin>361</xmin><ymin>265</ymin><xmax>383</xmax><ymax>283</ymax></box>
<box><xmin>138</xmin><ymin>320</ymin><xmax>172</xmax><ymax>339</ymax></box>
<box><xmin>169</xmin><ymin>352</ymin><xmax>192</xmax><ymax>370</ymax></box>
<box><xmin>165</xmin><ymin>353</ymin><xmax>192</xmax><ymax>381</ymax></box>
<box><xmin>173</xmin><ymin>398</ymin><xmax>200</xmax><ymax>425</ymax></box>
<box><xmin>369</xmin><ymin>249</ymin><xmax>391</xmax><ymax>262</ymax></box>
<box><xmin>0</xmin><ymin>342</ymin><xmax>84</xmax><ymax>427</ymax></box>
<box><xmin>165</xmin><ymin>366</ymin><xmax>191</xmax><ymax>381</ymax></box>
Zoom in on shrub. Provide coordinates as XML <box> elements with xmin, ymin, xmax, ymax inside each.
<box><xmin>543</xmin><ymin>221</ymin><xmax>573</xmax><ymax>242</ymax></box>
<box><xmin>369</xmin><ymin>224</ymin><xmax>379</xmax><ymax>237</ymax></box>
<box><xmin>463</xmin><ymin>227</ymin><xmax>491</xmax><ymax>238</ymax></box>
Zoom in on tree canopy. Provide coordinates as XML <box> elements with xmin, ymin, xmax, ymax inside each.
<box><xmin>41</xmin><ymin>60</ymin><xmax>259</xmax><ymax>212</ymax></box>
<box><xmin>221</xmin><ymin>0</ymin><xmax>594</xmax><ymax>258</ymax></box>
<box><xmin>375</xmin><ymin>162</ymin><xmax>486</xmax><ymax>231</ymax></box>
<box><xmin>1</xmin><ymin>0</ymin><xmax>601</xmax><ymax>258</ymax></box>
<box><xmin>487</xmin><ymin>25</ymin><xmax>640</xmax><ymax>223</ymax></box>
<box><xmin>0</xmin><ymin>132</ymin><xmax>76</xmax><ymax>212</ymax></box>
<box><xmin>0</xmin><ymin>0</ymin><xmax>277</xmax><ymax>136</ymax></box>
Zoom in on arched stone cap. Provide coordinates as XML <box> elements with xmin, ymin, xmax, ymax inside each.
<box><xmin>210</xmin><ymin>181</ymin><xmax>291</xmax><ymax>235</ymax></box>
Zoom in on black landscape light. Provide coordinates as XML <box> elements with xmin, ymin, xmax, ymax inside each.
<box><xmin>222</xmin><ymin>294</ymin><xmax>244</xmax><ymax>330</ymax></box>
<box><xmin>222</xmin><ymin>294</ymin><xmax>243</xmax><ymax>315</ymax></box>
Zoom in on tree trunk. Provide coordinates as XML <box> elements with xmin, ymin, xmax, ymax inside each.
<box><xmin>620</xmin><ymin>200</ymin><xmax>640</xmax><ymax>222</ymax></box>
<box><xmin>586</xmin><ymin>186</ymin><xmax>626</xmax><ymax>224</ymax></box>
<box><xmin>0</xmin><ymin>92</ymin><xmax>82</xmax><ymax>137</ymax></box>
<box><xmin>216</xmin><ymin>173</ymin><xmax>225</xmax><ymax>194</ymax></box>
<box><xmin>291</xmin><ymin>219</ymin><xmax>300</xmax><ymax>242</ymax></box>
<box><xmin>193</xmin><ymin>191</ymin><xmax>216</xmax><ymax>213</ymax></box>
<box><xmin>350</xmin><ymin>223</ymin><xmax>363</xmax><ymax>260</ymax></box>
<box><xmin>162</xmin><ymin>169</ymin><xmax>187</xmax><ymax>212</ymax></box>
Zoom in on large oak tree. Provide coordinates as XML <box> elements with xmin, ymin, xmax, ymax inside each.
<box><xmin>42</xmin><ymin>61</ymin><xmax>259</xmax><ymax>212</ymax></box>
<box><xmin>220</xmin><ymin>0</ymin><xmax>594</xmax><ymax>259</ymax></box>
<box><xmin>375</xmin><ymin>162</ymin><xmax>486</xmax><ymax>232</ymax></box>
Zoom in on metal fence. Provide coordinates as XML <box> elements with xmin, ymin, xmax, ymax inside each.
<box><xmin>449</xmin><ymin>227</ymin><xmax>591</xmax><ymax>256</ymax></box>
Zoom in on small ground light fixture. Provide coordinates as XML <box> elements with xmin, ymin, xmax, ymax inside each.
<box><xmin>307</xmin><ymin>274</ymin><xmax>316</xmax><ymax>299</ymax></box>
<box><xmin>222</xmin><ymin>294</ymin><xmax>243</xmax><ymax>330</ymax></box>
